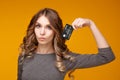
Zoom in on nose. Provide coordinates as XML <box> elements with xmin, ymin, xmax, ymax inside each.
<box><xmin>40</xmin><ymin>27</ymin><xmax>45</xmax><ymax>35</ymax></box>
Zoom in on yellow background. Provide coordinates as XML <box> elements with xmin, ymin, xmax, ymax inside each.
<box><xmin>0</xmin><ymin>0</ymin><xmax>119</xmax><ymax>80</ymax></box>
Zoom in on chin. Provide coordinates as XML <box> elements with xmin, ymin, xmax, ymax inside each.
<box><xmin>38</xmin><ymin>41</ymin><xmax>50</xmax><ymax>45</ymax></box>
<box><xmin>38</xmin><ymin>42</ymin><xmax>47</xmax><ymax>45</ymax></box>
<box><xmin>37</xmin><ymin>39</ymin><xmax>53</xmax><ymax>46</ymax></box>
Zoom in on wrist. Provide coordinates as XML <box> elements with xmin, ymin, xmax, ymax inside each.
<box><xmin>89</xmin><ymin>20</ymin><xmax>96</xmax><ymax>29</ymax></box>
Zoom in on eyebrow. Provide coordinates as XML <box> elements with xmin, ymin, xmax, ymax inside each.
<box><xmin>35</xmin><ymin>22</ymin><xmax>41</xmax><ymax>25</ymax></box>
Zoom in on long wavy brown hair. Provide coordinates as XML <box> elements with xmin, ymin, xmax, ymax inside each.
<box><xmin>19</xmin><ymin>8</ymin><xmax>75</xmax><ymax>80</ymax></box>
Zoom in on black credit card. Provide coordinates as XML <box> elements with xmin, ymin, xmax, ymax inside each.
<box><xmin>62</xmin><ymin>24</ymin><xmax>74</xmax><ymax>40</ymax></box>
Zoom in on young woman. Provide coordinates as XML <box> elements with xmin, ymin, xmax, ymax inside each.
<box><xmin>17</xmin><ymin>8</ymin><xmax>115</xmax><ymax>80</ymax></box>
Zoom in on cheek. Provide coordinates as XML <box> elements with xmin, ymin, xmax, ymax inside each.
<box><xmin>48</xmin><ymin>31</ymin><xmax>55</xmax><ymax>38</ymax></box>
<box><xmin>34</xmin><ymin>29</ymin><xmax>39</xmax><ymax>37</ymax></box>
<box><xmin>51</xmin><ymin>31</ymin><xmax>55</xmax><ymax>37</ymax></box>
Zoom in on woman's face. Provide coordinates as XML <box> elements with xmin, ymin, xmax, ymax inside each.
<box><xmin>34</xmin><ymin>15</ymin><xmax>54</xmax><ymax>45</ymax></box>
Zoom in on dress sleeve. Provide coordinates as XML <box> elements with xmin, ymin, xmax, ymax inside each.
<box><xmin>65</xmin><ymin>47</ymin><xmax>115</xmax><ymax>71</ymax></box>
<box><xmin>17</xmin><ymin>55</ymin><xmax>23</xmax><ymax>80</ymax></box>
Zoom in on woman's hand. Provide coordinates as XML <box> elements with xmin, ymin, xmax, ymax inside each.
<box><xmin>72</xmin><ymin>18</ymin><xmax>109</xmax><ymax>48</ymax></box>
<box><xmin>72</xmin><ymin>18</ymin><xmax>93</xmax><ymax>30</ymax></box>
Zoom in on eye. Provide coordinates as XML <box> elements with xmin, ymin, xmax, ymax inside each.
<box><xmin>46</xmin><ymin>25</ymin><xmax>52</xmax><ymax>30</ymax></box>
<box><xmin>35</xmin><ymin>24</ymin><xmax>41</xmax><ymax>28</ymax></box>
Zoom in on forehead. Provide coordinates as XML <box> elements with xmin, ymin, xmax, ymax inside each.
<box><xmin>36</xmin><ymin>16</ymin><xmax>50</xmax><ymax>25</ymax></box>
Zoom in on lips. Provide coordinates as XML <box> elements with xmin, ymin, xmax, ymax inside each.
<box><xmin>38</xmin><ymin>37</ymin><xmax>46</xmax><ymax>41</ymax></box>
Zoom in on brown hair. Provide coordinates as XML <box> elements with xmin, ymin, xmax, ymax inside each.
<box><xmin>19</xmin><ymin>8</ymin><xmax>75</xmax><ymax>80</ymax></box>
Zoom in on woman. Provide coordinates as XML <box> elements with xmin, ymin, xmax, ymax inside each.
<box><xmin>17</xmin><ymin>8</ymin><xmax>115</xmax><ymax>80</ymax></box>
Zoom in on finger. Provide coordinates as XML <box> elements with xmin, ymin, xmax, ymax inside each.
<box><xmin>76</xmin><ymin>18</ymin><xmax>85</xmax><ymax>28</ymax></box>
<box><xmin>72</xmin><ymin>25</ymin><xmax>77</xmax><ymax>30</ymax></box>
<box><xmin>74</xmin><ymin>18</ymin><xmax>82</xmax><ymax>29</ymax></box>
<box><xmin>78</xmin><ymin>18</ymin><xmax>90</xmax><ymax>27</ymax></box>
<box><xmin>72</xmin><ymin>18</ymin><xmax>79</xmax><ymax>30</ymax></box>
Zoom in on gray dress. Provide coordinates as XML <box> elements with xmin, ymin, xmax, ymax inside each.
<box><xmin>17</xmin><ymin>47</ymin><xmax>115</xmax><ymax>80</ymax></box>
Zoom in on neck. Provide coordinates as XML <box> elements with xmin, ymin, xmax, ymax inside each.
<box><xmin>36</xmin><ymin>43</ymin><xmax>54</xmax><ymax>54</ymax></box>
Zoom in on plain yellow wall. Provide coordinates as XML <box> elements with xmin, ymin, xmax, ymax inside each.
<box><xmin>0</xmin><ymin>0</ymin><xmax>119</xmax><ymax>80</ymax></box>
